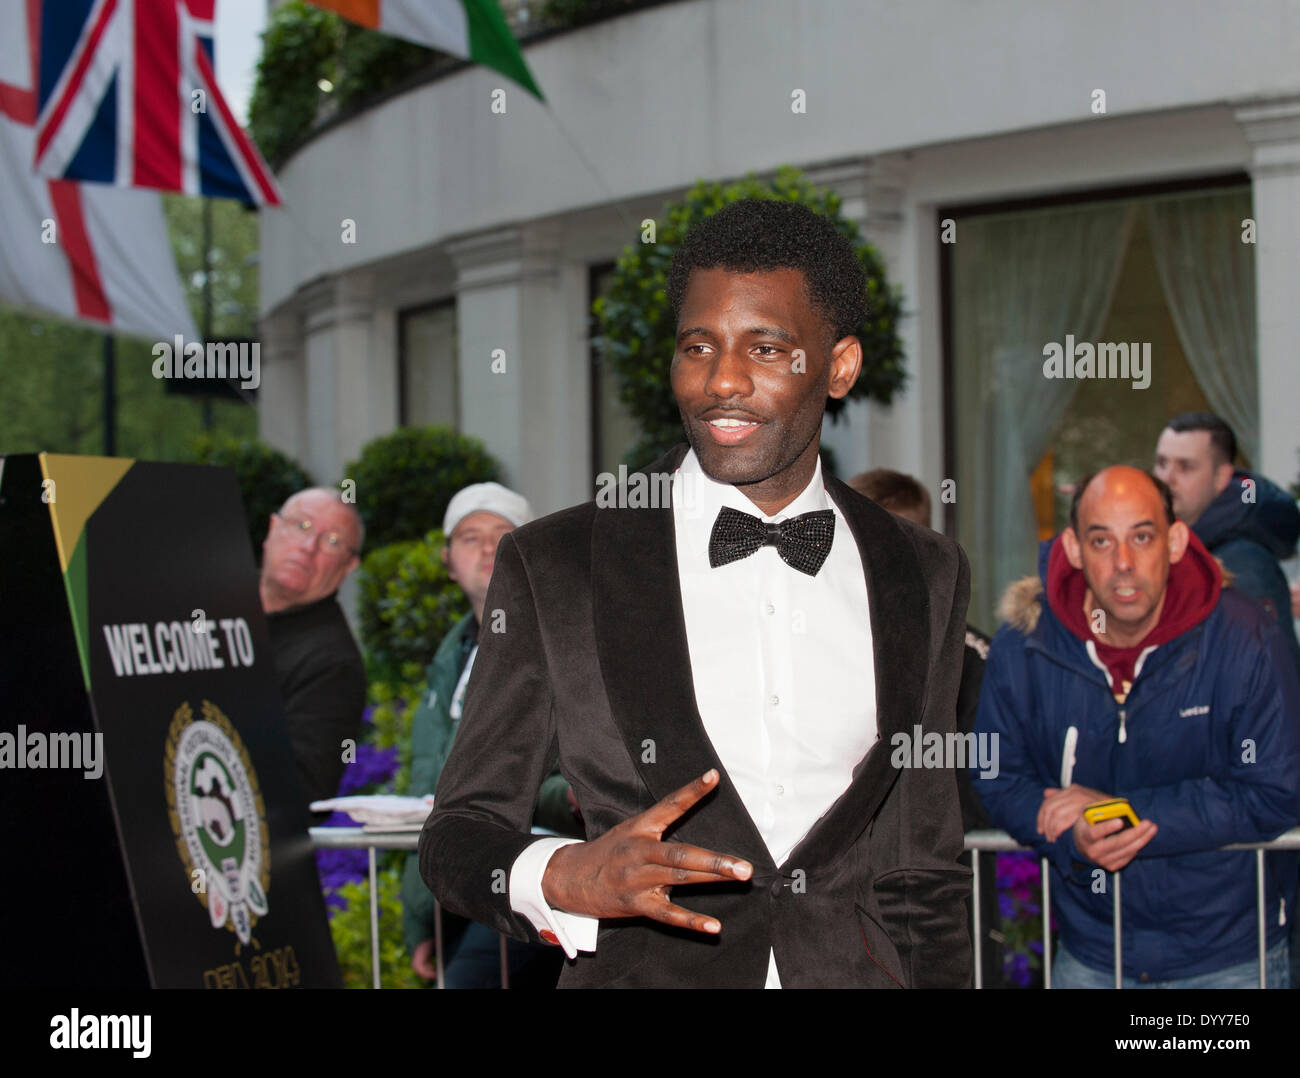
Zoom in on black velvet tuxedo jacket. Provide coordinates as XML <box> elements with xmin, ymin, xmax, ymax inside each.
<box><xmin>420</xmin><ymin>445</ymin><xmax>973</xmax><ymax>988</ymax></box>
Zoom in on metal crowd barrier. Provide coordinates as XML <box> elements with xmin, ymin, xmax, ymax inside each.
<box><xmin>308</xmin><ymin>827</ymin><xmax>461</xmax><ymax>989</ymax></box>
<box><xmin>965</xmin><ymin>827</ymin><xmax>1300</xmax><ymax>989</ymax></box>
<box><xmin>311</xmin><ymin>825</ymin><xmax>1300</xmax><ymax>989</ymax></box>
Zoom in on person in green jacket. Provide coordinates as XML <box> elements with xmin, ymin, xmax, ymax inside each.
<box><xmin>401</xmin><ymin>482</ymin><xmax>581</xmax><ymax>988</ymax></box>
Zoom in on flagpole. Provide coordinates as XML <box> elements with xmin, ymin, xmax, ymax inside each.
<box><xmin>102</xmin><ymin>333</ymin><xmax>116</xmax><ymax>456</ymax></box>
<box><xmin>201</xmin><ymin>195</ymin><xmax>213</xmax><ymax>431</ymax></box>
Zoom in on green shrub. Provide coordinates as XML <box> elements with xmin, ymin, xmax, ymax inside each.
<box><xmin>357</xmin><ymin>539</ymin><xmax>419</xmax><ymax>679</ymax></box>
<box><xmin>247</xmin><ymin>1</ymin><xmax>342</xmax><ymax>167</ymax></box>
<box><xmin>365</xmin><ymin>680</ymin><xmax>424</xmax><ymax>796</ymax></box>
<box><xmin>540</xmin><ymin>0</ymin><xmax>641</xmax><ymax>26</ymax></box>
<box><xmin>328</xmin><ymin>865</ymin><xmax>425</xmax><ymax>989</ymax></box>
<box><xmin>334</xmin><ymin>21</ymin><xmax>436</xmax><ymax>110</ymax></box>
<box><xmin>343</xmin><ymin>426</ymin><xmax>501</xmax><ymax>553</ymax></box>
<box><xmin>248</xmin><ymin>2</ymin><xmax>438</xmax><ymax>169</ymax></box>
<box><xmin>186</xmin><ymin>433</ymin><xmax>315</xmax><ymax>556</ymax></box>
<box><xmin>357</xmin><ymin>531</ymin><xmax>470</xmax><ymax>685</ymax></box>
<box><xmin>594</xmin><ymin>166</ymin><xmax>906</xmax><ymax>468</ymax></box>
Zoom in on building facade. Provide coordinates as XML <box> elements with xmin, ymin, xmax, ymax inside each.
<box><xmin>258</xmin><ymin>0</ymin><xmax>1300</xmax><ymax>624</ymax></box>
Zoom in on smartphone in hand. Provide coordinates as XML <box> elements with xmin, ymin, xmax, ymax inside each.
<box><xmin>1083</xmin><ymin>798</ymin><xmax>1140</xmax><ymax>830</ymax></box>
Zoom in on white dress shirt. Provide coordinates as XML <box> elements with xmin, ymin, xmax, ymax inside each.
<box><xmin>510</xmin><ymin>449</ymin><xmax>877</xmax><ymax>987</ymax></box>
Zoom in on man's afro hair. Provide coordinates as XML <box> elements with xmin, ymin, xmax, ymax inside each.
<box><xmin>666</xmin><ymin>199</ymin><xmax>868</xmax><ymax>343</ymax></box>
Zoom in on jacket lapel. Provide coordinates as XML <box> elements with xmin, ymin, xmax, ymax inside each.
<box><xmin>591</xmin><ymin>448</ymin><xmax>934</xmax><ymax>876</ymax></box>
<box><xmin>784</xmin><ymin>476</ymin><xmax>932</xmax><ymax>873</ymax></box>
<box><xmin>591</xmin><ymin>445</ymin><xmax>776</xmax><ymax>871</ymax></box>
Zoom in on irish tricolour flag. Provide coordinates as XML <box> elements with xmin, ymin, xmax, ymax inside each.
<box><xmin>308</xmin><ymin>0</ymin><xmax>542</xmax><ymax>99</ymax></box>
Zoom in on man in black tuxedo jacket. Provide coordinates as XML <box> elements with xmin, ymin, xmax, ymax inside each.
<box><xmin>420</xmin><ymin>200</ymin><xmax>972</xmax><ymax>988</ymax></box>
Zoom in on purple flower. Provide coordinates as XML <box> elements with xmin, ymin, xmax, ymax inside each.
<box><xmin>314</xmin><ymin>735</ymin><xmax>401</xmax><ymax>918</ymax></box>
<box><xmin>995</xmin><ymin>850</ymin><xmax>1048</xmax><ymax>986</ymax></box>
<box><xmin>997</xmin><ymin>851</ymin><xmax>1039</xmax><ymax>888</ymax></box>
<box><xmin>337</xmin><ymin>743</ymin><xmax>400</xmax><ymax>795</ymax></box>
<box><xmin>315</xmin><ymin>809</ymin><xmax>368</xmax><ymax>917</ymax></box>
<box><xmin>315</xmin><ymin>849</ymin><xmax>367</xmax><ymax>916</ymax></box>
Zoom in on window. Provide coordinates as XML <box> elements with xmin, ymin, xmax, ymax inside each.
<box><xmin>399</xmin><ymin>300</ymin><xmax>458</xmax><ymax>429</ymax></box>
<box><xmin>942</xmin><ymin>178</ymin><xmax>1254</xmax><ymax>627</ymax></box>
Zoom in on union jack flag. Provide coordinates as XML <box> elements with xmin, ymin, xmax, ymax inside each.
<box><xmin>1</xmin><ymin>0</ymin><xmax>197</xmax><ymax>340</ymax></box>
<box><xmin>33</xmin><ymin>0</ymin><xmax>281</xmax><ymax>206</ymax></box>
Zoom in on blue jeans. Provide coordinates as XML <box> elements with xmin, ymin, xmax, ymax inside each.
<box><xmin>1052</xmin><ymin>940</ymin><xmax>1290</xmax><ymax>989</ymax></box>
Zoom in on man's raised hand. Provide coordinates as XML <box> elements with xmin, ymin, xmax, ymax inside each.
<box><xmin>541</xmin><ymin>769</ymin><xmax>752</xmax><ymax>934</ymax></box>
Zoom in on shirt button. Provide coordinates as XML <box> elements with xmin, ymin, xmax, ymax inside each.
<box><xmin>769</xmin><ymin>695</ymin><xmax>779</xmax><ymax>707</ymax></box>
<box><xmin>765</xmin><ymin>602</ymin><xmax>776</xmax><ymax>615</ymax></box>
<box><xmin>775</xmin><ymin>784</ymin><xmax>785</xmax><ymax>796</ymax></box>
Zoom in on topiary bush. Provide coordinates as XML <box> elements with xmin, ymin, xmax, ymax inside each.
<box><xmin>594</xmin><ymin>166</ymin><xmax>906</xmax><ymax>468</ymax></box>
<box><xmin>366</xmin><ymin>680</ymin><xmax>423</xmax><ymax>796</ymax></box>
<box><xmin>343</xmin><ymin>426</ymin><xmax>501</xmax><ymax>553</ymax></box>
<box><xmin>248</xmin><ymin>1</ymin><xmax>438</xmax><ymax>170</ymax></box>
<box><xmin>247</xmin><ymin>1</ymin><xmax>342</xmax><ymax>168</ymax></box>
<box><xmin>356</xmin><ymin>531</ymin><xmax>470</xmax><ymax>685</ymax></box>
<box><xmin>186</xmin><ymin>433</ymin><xmax>315</xmax><ymax>556</ymax></box>
<box><xmin>356</xmin><ymin>539</ymin><xmax>419</xmax><ymax>679</ymax></box>
<box><xmin>334</xmin><ymin>20</ymin><xmax>437</xmax><ymax>110</ymax></box>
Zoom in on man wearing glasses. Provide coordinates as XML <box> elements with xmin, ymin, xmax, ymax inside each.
<box><xmin>260</xmin><ymin>487</ymin><xmax>367</xmax><ymax>809</ymax></box>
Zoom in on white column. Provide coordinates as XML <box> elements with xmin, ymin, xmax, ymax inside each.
<box><xmin>298</xmin><ymin>271</ymin><xmax>398</xmax><ymax>488</ymax></box>
<box><xmin>806</xmin><ymin>157</ymin><xmax>922</xmax><ymax>485</ymax></box>
<box><xmin>1237</xmin><ymin>97</ymin><xmax>1300</xmax><ymax>484</ymax></box>
<box><xmin>448</xmin><ymin>222</ymin><xmax>586</xmax><ymax>516</ymax></box>
<box><xmin>257</xmin><ymin>306</ymin><xmax>307</xmax><ymax>467</ymax></box>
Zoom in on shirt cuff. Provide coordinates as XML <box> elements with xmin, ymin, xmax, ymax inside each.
<box><xmin>509</xmin><ymin>837</ymin><xmax>599</xmax><ymax>959</ymax></box>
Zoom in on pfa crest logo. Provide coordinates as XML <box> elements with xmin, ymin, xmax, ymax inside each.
<box><xmin>165</xmin><ymin>701</ymin><xmax>270</xmax><ymax>945</ymax></box>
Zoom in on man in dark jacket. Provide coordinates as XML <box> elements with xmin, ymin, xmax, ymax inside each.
<box><xmin>261</xmin><ymin>487</ymin><xmax>366</xmax><ymax>810</ymax></box>
<box><xmin>421</xmin><ymin>201</ymin><xmax>972</xmax><ymax>988</ymax></box>
<box><xmin>1154</xmin><ymin>412</ymin><xmax>1300</xmax><ymax>674</ymax></box>
<box><xmin>400</xmin><ymin>482</ymin><xmax>580</xmax><ymax>987</ymax></box>
<box><xmin>975</xmin><ymin>466</ymin><xmax>1299</xmax><ymax>988</ymax></box>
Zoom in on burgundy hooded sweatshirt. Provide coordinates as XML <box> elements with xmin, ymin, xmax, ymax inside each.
<box><xmin>1045</xmin><ymin>529</ymin><xmax>1221</xmax><ymax>702</ymax></box>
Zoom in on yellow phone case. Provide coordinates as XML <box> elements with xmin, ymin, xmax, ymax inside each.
<box><xmin>1082</xmin><ymin>798</ymin><xmax>1140</xmax><ymax>829</ymax></box>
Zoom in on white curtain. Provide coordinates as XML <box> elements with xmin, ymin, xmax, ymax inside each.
<box><xmin>1145</xmin><ymin>188</ymin><xmax>1259</xmax><ymax>464</ymax></box>
<box><xmin>953</xmin><ymin>202</ymin><xmax>1135</xmax><ymax>627</ymax></box>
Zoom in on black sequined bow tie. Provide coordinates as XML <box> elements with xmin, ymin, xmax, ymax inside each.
<box><xmin>708</xmin><ymin>506</ymin><xmax>835</xmax><ymax>576</ymax></box>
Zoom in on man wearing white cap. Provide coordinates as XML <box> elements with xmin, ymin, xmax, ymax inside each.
<box><xmin>401</xmin><ymin>483</ymin><xmax>580</xmax><ymax>988</ymax></box>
